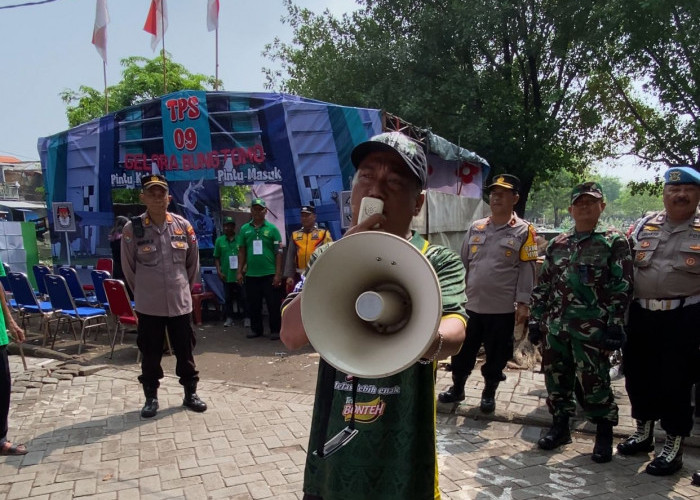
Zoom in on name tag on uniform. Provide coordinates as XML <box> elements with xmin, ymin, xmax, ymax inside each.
<box><xmin>229</xmin><ymin>255</ymin><xmax>238</xmax><ymax>268</ymax></box>
<box><xmin>253</xmin><ymin>239</ymin><xmax>263</xmax><ymax>255</ymax></box>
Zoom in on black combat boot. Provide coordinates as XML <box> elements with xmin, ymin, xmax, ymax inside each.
<box><xmin>617</xmin><ymin>419</ymin><xmax>655</xmax><ymax>455</ymax></box>
<box><xmin>646</xmin><ymin>434</ymin><xmax>683</xmax><ymax>476</ymax></box>
<box><xmin>538</xmin><ymin>415</ymin><xmax>572</xmax><ymax>450</ymax></box>
<box><xmin>479</xmin><ymin>380</ymin><xmax>499</xmax><ymax>413</ymax></box>
<box><xmin>591</xmin><ymin>421</ymin><xmax>614</xmax><ymax>463</ymax></box>
<box><xmin>438</xmin><ymin>375</ymin><xmax>467</xmax><ymax>404</ymax></box>
<box><xmin>692</xmin><ymin>471</ymin><xmax>700</xmax><ymax>486</ymax></box>
<box><xmin>141</xmin><ymin>386</ymin><xmax>159</xmax><ymax>418</ymax></box>
<box><xmin>183</xmin><ymin>383</ymin><xmax>208</xmax><ymax>412</ymax></box>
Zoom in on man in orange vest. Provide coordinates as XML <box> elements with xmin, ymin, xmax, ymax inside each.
<box><xmin>283</xmin><ymin>205</ymin><xmax>332</xmax><ymax>292</ymax></box>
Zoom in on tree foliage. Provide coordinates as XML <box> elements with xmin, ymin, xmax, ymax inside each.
<box><xmin>590</xmin><ymin>0</ymin><xmax>700</xmax><ymax>192</ymax></box>
<box><xmin>264</xmin><ymin>0</ymin><xmax>621</xmax><ymax>215</ymax></box>
<box><xmin>61</xmin><ymin>52</ymin><xmax>219</xmax><ymax>127</ymax></box>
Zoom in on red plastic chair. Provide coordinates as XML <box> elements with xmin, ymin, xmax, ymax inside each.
<box><xmin>103</xmin><ymin>279</ymin><xmax>171</xmax><ymax>361</ymax></box>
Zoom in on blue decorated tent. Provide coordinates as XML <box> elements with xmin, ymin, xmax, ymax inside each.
<box><xmin>38</xmin><ymin>91</ymin><xmax>489</xmax><ymax>260</ymax></box>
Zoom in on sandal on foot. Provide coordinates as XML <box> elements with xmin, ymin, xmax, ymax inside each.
<box><xmin>0</xmin><ymin>442</ymin><xmax>28</xmax><ymax>456</ymax></box>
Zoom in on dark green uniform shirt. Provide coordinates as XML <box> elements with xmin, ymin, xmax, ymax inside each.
<box><xmin>531</xmin><ymin>226</ymin><xmax>633</xmax><ymax>340</ymax></box>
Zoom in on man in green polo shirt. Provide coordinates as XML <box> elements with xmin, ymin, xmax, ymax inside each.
<box><xmin>214</xmin><ymin>216</ymin><xmax>247</xmax><ymax>327</ymax></box>
<box><xmin>237</xmin><ymin>198</ymin><xmax>283</xmax><ymax>340</ymax></box>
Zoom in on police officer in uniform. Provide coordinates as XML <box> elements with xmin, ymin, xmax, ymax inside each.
<box><xmin>618</xmin><ymin>166</ymin><xmax>700</xmax><ymax>476</ymax></box>
<box><xmin>530</xmin><ymin>182</ymin><xmax>633</xmax><ymax>463</ymax></box>
<box><xmin>122</xmin><ymin>174</ymin><xmax>207</xmax><ymax>418</ymax></box>
<box><xmin>283</xmin><ymin>205</ymin><xmax>333</xmax><ymax>291</ymax></box>
<box><xmin>439</xmin><ymin>174</ymin><xmax>537</xmax><ymax>413</ymax></box>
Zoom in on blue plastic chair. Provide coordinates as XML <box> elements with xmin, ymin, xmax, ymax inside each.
<box><xmin>58</xmin><ymin>267</ymin><xmax>99</xmax><ymax>307</ymax></box>
<box><xmin>90</xmin><ymin>270</ymin><xmax>111</xmax><ymax>310</ymax></box>
<box><xmin>33</xmin><ymin>264</ymin><xmax>52</xmax><ymax>300</ymax></box>
<box><xmin>0</xmin><ymin>273</ymin><xmax>17</xmax><ymax>310</ymax></box>
<box><xmin>44</xmin><ymin>274</ymin><xmax>111</xmax><ymax>354</ymax></box>
<box><xmin>8</xmin><ymin>272</ymin><xmax>56</xmax><ymax>346</ymax></box>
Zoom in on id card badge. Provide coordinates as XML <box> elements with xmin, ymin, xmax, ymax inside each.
<box><xmin>229</xmin><ymin>255</ymin><xmax>238</xmax><ymax>269</ymax></box>
<box><xmin>253</xmin><ymin>239</ymin><xmax>263</xmax><ymax>255</ymax></box>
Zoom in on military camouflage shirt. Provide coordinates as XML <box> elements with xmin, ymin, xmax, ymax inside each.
<box><xmin>530</xmin><ymin>226</ymin><xmax>633</xmax><ymax>339</ymax></box>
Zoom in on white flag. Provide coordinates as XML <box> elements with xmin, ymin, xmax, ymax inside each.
<box><xmin>207</xmin><ymin>0</ymin><xmax>220</xmax><ymax>32</ymax></box>
<box><xmin>92</xmin><ymin>0</ymin><xmax>109</xmax><ymax>63</ymax></box>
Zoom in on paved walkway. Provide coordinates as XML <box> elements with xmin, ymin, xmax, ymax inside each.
<box><xmin>2</xmin><ymin>355</ymin><xmax>700</xmax><ymax>499</ymax></box>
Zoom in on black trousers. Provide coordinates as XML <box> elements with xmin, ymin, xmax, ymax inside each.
<box><xmin>0</xmin><ymin>346</ymin><xmax>10</xmax><ymax>445</ymax></box>
<box><xmin>137</xmin><ymin>313</ymin><xmax>199</xmax><ymax>390</ymax></box>
<box><xmin>245</xmin><ymin>275</ymin><xmax>281</xmax><ymax>336</ymax></box>
<box><xmin>623</xmin><ymin>302</ymin><xmax>700</xmax><ymax>436</ymax></box>
<box><xmin>223</xmin><ymin>281</ymin><xmax>247</xmax><ymax>319</ymax></box>
<box><xmin>449</xmin><ymin>310</ymin><xmax>515</xmax><ymax>384</ymax></box>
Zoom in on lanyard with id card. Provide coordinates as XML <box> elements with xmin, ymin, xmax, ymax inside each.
<box><xmin>229</xmin><ymin>255</ymin><xmax>238</xmax><ymax>269</ymax></box>
<box><xmin>253</xmin><ymin>239</ymin><xmax>263</xmax><ymax>255</ymax></box>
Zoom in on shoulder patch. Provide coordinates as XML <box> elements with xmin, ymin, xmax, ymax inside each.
<box><xmin>520</xmin><ymin>225</ymin><xmax>538</xmax><ymax>261</ymax></box>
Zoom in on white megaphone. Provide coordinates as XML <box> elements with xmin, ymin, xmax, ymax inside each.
<box><xmin>300</xmin><ymin>231</ymin><xmax>442</xmax><ymax>378</ymax></box>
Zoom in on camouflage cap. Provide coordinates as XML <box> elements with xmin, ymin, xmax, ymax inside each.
<box><xmin>570</xmin><ymin>181</ymin><xmax>604</xmax><ymax>203</ymax></box>
<box><xmin>350</xmin><ymin>131</ymin><xmax>428</xmax><ymax>188</ymax></box>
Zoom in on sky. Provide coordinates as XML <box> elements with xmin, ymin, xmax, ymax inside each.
<box><xmin>0</xmin><ymin>0</ymin><xmax>656</xmax><ymax>184</ymax></box>
<box><xmin>0</xmin><ymin>0</ymin><xmax>359</xmax><ymax>162</ymax></box>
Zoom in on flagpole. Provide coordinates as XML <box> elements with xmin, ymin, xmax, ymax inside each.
<box><xmin>103</xmin><ymin>60</ymin><xmax>109</xmax><ymax>114</ymax></box>
<box><xmin>161</xmin><ymin>1</ymin><xmax>167</xmax><ymax>94</ymax></box>
<box><xmin>215</xmin><ymin>26</ymin><xmax>219</xmax><ymax>90</ymax></box>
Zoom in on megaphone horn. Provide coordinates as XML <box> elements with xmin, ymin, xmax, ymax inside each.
<box><xmin>301</xmin><ymin>232</ymin><xmax>442</xmax><ymax>378</ymax></box>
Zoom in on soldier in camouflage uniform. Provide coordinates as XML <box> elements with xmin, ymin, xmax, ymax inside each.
<box><xmin>529</xmin><ymin>182</ymin><xmax>633</xmax><ymax>463</ymax></box>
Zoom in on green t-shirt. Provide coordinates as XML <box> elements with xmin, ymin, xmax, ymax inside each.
<box><xmin>213</xmin><ymin>234</ymin><xmax>240</xmax><ymax>283</ymax></box>
<box><xmin>290</xmin><ymin>231</ymin><xmax>468</xmax><ymax>500</ymax></box>
<box><xmin>238</xmin><ymin>220</ymin><xmax>282</xmax><ymax>277</ymax></box>
<box><xmin>0</xmin><ymin>261</ymin><xmax>8</xmax><ymax>346</ymax></box>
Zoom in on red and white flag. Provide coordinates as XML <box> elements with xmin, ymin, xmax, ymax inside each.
<box><xmin>143</xmin><ymin>0</ymin><xmax>168</xmax><ymax>51</ymax></box>
<box><xmin>92</xmin><ymin>0</ymin><xmax>109</xmax><ymax>63</ymax></box>
<box><xmin>207</xmin><ymin>0</ymin><xmax>219</xmax><ymax>32</ymax></box>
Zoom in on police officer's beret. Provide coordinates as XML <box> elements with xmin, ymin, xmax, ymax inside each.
<box><xmin>664</xmin><ymin>166</ymin><xmax>700</xmax><ymax>185</ymax></box>
<box><xmin>487</xmin><ymin>174</ymin><xmax>520</xmax><ymax>193</ymax></box>
<box><xmin>142</xmin><ymin>174</ymin><xmax>168</xmax><ymax>190</ymax></box>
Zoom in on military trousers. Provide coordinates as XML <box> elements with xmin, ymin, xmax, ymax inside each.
<box><xmin>543</xmin><ymin>329</ymin><xmax>618</xmax><ymax>424</ymax></box>
<box><xmin>137</xmin><ymin>312</ymin><xmax>199</xmax><ymax>389</ymax></box>
<box><xmin>623</xmin><ymin>301</ymin><xmax>700</xmax><ymax>436</ymax></box>
<box><xmin>449</xmin><ymin>310</ymin><xmax>515</xmax><ymax>384</ymax></box>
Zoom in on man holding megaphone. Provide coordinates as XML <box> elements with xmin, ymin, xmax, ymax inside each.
<box><xmin>281</xmin><ymin>131</ymin><xmax>468</xmax><ymax>500</ymax></box>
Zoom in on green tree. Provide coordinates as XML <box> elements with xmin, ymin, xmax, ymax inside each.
<box><xmin>590</xmin><ymin>0</ymin><xmax>699</xmax><ymax>191</ymax></box>
<box><xmin>264</xmin><ymin>0</ymin><xmax>618</xmax><ymax>215</ymax></box>
<box><xmin>60</xmin><ymin>52</ymin><xmax>219</xmax><ymax>127</ymax></box>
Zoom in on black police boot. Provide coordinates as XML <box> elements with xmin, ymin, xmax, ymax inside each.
<box><xmin>617</xmin><ymin>419</ymin><xmax>655</xmax><ymax>455</ymax></box>
<box><xmin>141</xmin><ymin>386</ymin><xmax>159</xmax><ymax>418</ymax></box>
<box><xmin>646</xmin><ymin>434</ymin><xmax>683</xmax><ymax>476</ymax></box>
<box><xmin>538</xmin><ymin>416</ymin><xmax>572</xmax><ymax>450</ymax></box>
<box><xmin>438</xmin><ymin>375</ymin><xmax>467</xmax><ymax>404</ymax></box>
<box><xmin>692</xmin><ymin>471</ymin><xmax>700</xmax><ymax>486</ymax></box>
<box><xmin>479</xmin><ymin>380</ymin><xmax>499</xmax><ymax>414</ymax></box>
<box><xmin>591</xmin><ymin>421</ymin><xmax>614</xmax><ymax>463</ymax></box>
<box><xmin>183</xmin><ymin>383</ymin><xmax>208</xmax><ymax>413</ymax></box>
